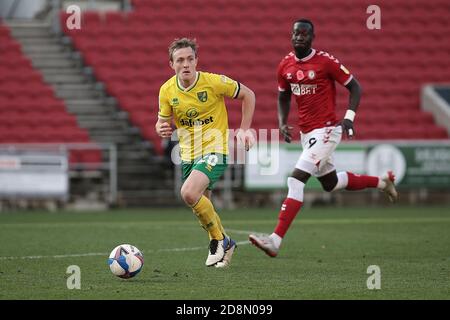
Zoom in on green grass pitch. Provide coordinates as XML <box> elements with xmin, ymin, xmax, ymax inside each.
<box><xmin>0</xmin><ymin>207</ymin><xmax>449</xmax><ymax>300</ymax></box>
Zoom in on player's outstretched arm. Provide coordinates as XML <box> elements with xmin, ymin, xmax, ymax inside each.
<box><xmin>155</xmin><ymin>118</ymin><xmax>173</xmax><ymax>139</ymax></box>
<box><xmin>341</xmin><ymin>77</ymin><xmax>362</xmax><ymax>139</ymax></box>
<box><xmin>278</xmin><ymin>90</ymin><xmax>293</xmax><ymax>143</ymax></box>
<box><xmin>235</xmin><ymin>83</ymin><xmax>256</xmax><ymax>151</ymax></box>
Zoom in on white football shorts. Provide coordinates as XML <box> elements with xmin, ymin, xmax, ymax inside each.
<box><xmin>295</xmin><ymin>125</ymin><xmax>343</xmax><ymax>177</ymax></box>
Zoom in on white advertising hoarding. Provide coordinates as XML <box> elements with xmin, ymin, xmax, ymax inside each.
<box><xmin>0</xmin><ymin>153</ymin><xmax>69</xmax><ymax>198</ymax></box>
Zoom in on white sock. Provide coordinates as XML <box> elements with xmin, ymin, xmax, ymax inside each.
<box><xmin>377</xmin><ymin>178</ymin><xmax>386</xmax><ymax>189</ymax></box>
<box><xmin>287</xmin><ymin>177</ymin><xmax>304</xmax><ymax>201</ymax></box>
<box><xmin>270</xmin><ymin>233</ymin><xmax>282</xmax><ymax>248</ymax></box>
<box><xmin>332</xmin><ymin>171</ymin><xmax>349</xmax><ymax>191</ymax></box>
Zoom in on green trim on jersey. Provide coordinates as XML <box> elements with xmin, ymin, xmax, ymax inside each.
<box><xmin>181</xmin><ymin>153</ymin><xmax>228</xmax><ymax>190</ymax></box>
<box><xmin>176</xmin><ymin>72</ymin><xmax>201</xmax><ymax>92</ymax></box>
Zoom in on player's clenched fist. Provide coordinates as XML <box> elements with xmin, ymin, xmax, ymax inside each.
<box><xmin>156</xmin><ymin>121</ymin><xmax>173</xmax><ymax>138</ymax></box>
<box><xmin>280</xmin><ymin>124</ymin><xmax>293</xmax><ymax>143</ymax></box>
<box><xmin>340</xmin><ymin>118</ymin><xmax>355</xmax><ymax>139</ymax></box>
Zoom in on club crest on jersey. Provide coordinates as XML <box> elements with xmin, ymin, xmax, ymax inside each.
<box><xmin>308</xmin><ymin>70</ymin><xmax>316</xmax><ymax>79</ymax></box>
<box><xmin>290</xmin><ymin>83</ymin><xmax>317</xmax><ymax>96</ymax></box>
<box><xmin>296</xmin><ymin>70</ymin><xmax>305</xmax><ymax>81</ymax></box>
<box><xmin>197</xmin><ymin>91</ymin><xmax>208</xmax><ymax>102</ymax></box>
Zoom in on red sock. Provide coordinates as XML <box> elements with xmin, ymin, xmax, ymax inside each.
<box><xmin>274</xmin><ymin>198</ymin><xmax>303</xmax><ymax>238</ymax></box>
<box><xmin>346</xmin><ymin>172</ymin><xmax>379</xmax><ymax>190</ymax></box>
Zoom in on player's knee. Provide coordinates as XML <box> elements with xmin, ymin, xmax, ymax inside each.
<box><xmin>320</xmin><ymin>177</ymin><xmax>338</xmax><ymax>192</ymax></box>
<box><xmin>319</xmin><ymin>172</ymin><xmax>339</xmax><ymax>192</ymax></box>
<box><xmin>291</xmin><ymin>169</ymin><xmax>310</xmax><ymax>183</ymax></box>
<box><xmin>321</xmin><ymin>182</ymin><xmax>336</xmax><ymax>192</ymax></box>
<box><xmin>180</xmin><ymin>186</ymin><xmax>200</xmax><ymax>206</ymax></box>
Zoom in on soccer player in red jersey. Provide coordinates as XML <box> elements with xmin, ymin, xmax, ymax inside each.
<box><xmin>249</xmin><ymin>19</ymin><xmax>399</xmax><ymax>257</ymax></box>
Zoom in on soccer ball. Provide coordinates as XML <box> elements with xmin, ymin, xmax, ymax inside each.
<box><xmin>108</xmin><ymin>244</ymin><xmax>144</xmax><ymax>279</ymax></box>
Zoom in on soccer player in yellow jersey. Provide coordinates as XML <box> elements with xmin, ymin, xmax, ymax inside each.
<box><xmin>155</xmin><ymin>38</ymin><xmax>256</xmax><ymax>268</ymax></box>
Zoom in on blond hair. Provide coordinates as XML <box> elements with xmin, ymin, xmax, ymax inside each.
<box><xmin>168</xmin><ymin>38</ymin><xmax>198</xmax><ymax>61</ymax></box>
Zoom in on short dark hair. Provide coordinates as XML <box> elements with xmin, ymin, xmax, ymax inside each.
<box><xmin>168</xmin><ymin>38</ymin><xmax>198</xmax><ymax>62</ymax></box>
<box><xmin>294</xmin><ymin>19</ymin><xmax>314</xmax><ymax>33</ymax></box>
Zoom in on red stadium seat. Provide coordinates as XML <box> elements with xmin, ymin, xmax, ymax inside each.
<box><xmin>0</xmin><ymin>22</ymin><xmax>101</xmax><ymax>165</ymax></box>
<box><xmin>57</xmin><ymin>1</ymin><xmax>450</xmax><ymax>144</ymax></box>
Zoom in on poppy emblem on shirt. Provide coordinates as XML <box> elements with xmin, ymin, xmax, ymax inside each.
<box><xmin>296</xmin><ymin>70</ymin><xmax>305</xmax><ymax>81</ymax></box>
<box><xmin>308</xmin><ymin>70</ymin><xmax>316</xmax><ymax>79</ymax></box>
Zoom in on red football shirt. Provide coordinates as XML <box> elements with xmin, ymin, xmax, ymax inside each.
<box><xmin>277</xmin><ymin>49</ymin><xmax>353</xmax><ymax>133</ymax></box>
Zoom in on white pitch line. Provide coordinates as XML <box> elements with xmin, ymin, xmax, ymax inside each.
<box><xmin>0</xmin><ymin>252</ymin><xmax>108</xmax><ymax>260</ymax></box>
<box><xmin>227</xmin><ymin>228</ymin><xmax>265</xmax><ymax>235</ymax></box>
<box><xmin>156</xmin><ymin>240</ymin><xmax>249</xmax><ymax>253</ymax></box>
<box><xmin>0</xmin><ymin>233</ymin><xmax>255</xmax><ymax>260</ymax></box>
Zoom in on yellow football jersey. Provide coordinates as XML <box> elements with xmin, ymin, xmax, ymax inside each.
<box><xmin>158</xmin><ymin>71</ymin><xmax>240</xmax><ymax>161</ymax></box>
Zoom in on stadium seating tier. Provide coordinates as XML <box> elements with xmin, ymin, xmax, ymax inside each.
<box><xmin>30</xmin><ymin>1</ymin><xmax>450</xmax><ymax>153</ymax></box>
<box><xmin>0</xmin><ymin>23</ymin><xmax>101</xmax><ymax>165</ymax></box>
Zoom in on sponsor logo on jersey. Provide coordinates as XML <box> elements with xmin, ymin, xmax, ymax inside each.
<box><xmin>186</xmin><ymin>108</ymin><xmax>199</xmax><ymax>118</ymax></box>
<box><xmin>308</xmin><ymin>70</ymin><xmax>316</xmax><ymax>79</ymax></box>
<box><xmin>180</xmin><ymin>116</ymin><xmax>214</xmax><ymax>127</ymax></box>
<box><xmin>290</xmin><ymin>83</ymin><xmax>300</xmax><ymax>95</ymax></box>
<box><xmin>197</xmin><ymin>91</ymin><xmax>208</xmax><ymax>102</ymax></box>
<box><xmin>290</xmin><ymin>83</ymin><xmax>318</xmax><ymax>96</ymax></box>
<box><xmin>296</xmin><ymin>70</ymin><xmax>305</xmax><ymax>81</ymax></box>
<box><xmin>300</xmin><ymin>84</ymin><xmax>317</xmax><ymax>95</ymax></box>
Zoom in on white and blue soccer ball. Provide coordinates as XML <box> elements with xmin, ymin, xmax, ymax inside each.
<box><xmin>108</xmin><ymin>244</ymin><xmax>144</xmax><ymax>279</ymax></box>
